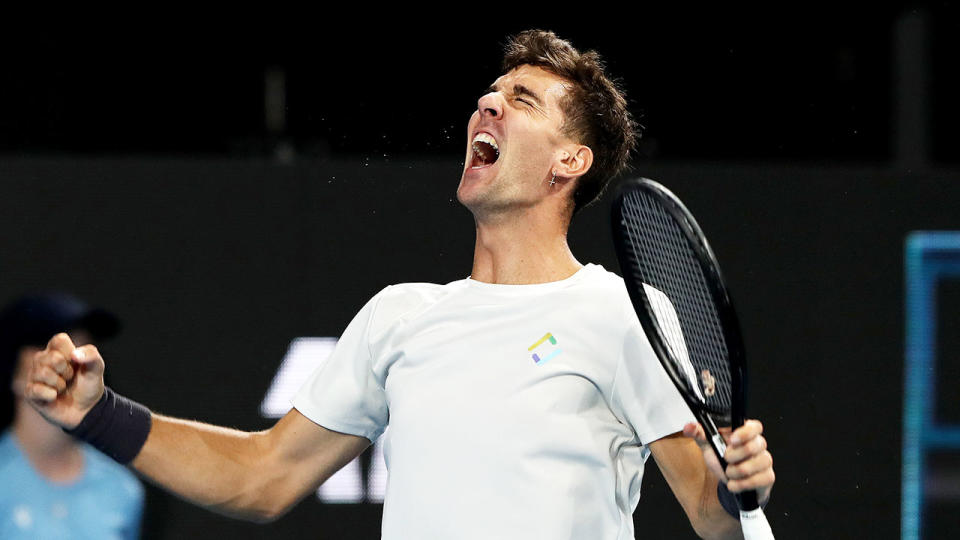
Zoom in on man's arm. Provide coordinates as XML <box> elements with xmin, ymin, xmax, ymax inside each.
<box><xmin>649</xmin><ymin>421</ymin><xmax>774</xmax><ymax>540</ymax></box>
<box><xmin>26</xmin><ymin>333</ymin><xmax>370</xmax><ymax>522</ymax></box>
<box><xmin>132</xmin><ymin>409</ymin><xmax>369</xmax><ymax>522</ymax></box>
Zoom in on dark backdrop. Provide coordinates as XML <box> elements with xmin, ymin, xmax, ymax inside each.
<box><xmin>3</xmin><ymin>6</ymin><xmax>945</xmax><ymax>161</ymax></box>
<box><xmin>3</xmin><ymin>6</ymin><xmax>959</xmax><ymax>539</ymax></box>
<box><xmin>1</xmin><ymin>157</ymin><xmax>957</xmax><ymax>538</ymax></box>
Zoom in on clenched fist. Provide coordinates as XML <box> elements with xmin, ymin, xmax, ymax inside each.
<box><xmin>26</xmin><ymin>332</ymin><xmax>106</xmax><ymax>429</ymax></box>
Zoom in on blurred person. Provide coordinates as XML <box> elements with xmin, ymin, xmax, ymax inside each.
<box><xmin>0</xmin><ymin>293</ymin><xmax>143</xmax><ymax>539</ymax></box>
<box><xmin>25</xmin><ymin>31</ymin><xmax>773</xmax><ymax>539</ymax></box>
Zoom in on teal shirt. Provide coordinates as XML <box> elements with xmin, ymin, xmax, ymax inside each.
<box><xmin>0</xmin><ymin>430</ymin><xmax>144</xmax><ymax>539</ymax></box>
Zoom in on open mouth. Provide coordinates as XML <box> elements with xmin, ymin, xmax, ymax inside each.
<box><xmin>470</xmin><ymin>132</ymin><xmax>500</xmax><ymax>168</ymax></box>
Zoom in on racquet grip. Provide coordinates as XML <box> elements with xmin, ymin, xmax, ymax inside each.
<box><xmin>736</xmin><ymin>489</ymin><xmax>760</xmax><ymax>511</ymax></box>
<box><xmin>739</xmin><ymin>507</ymin><xmax>775</xmax><ymax>539</ymax></box>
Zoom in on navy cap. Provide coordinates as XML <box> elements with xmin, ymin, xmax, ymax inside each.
<box><xmin>0</xmin><ymin>293</ymin><xmax>120</xmax><ymax>371</ymax></box>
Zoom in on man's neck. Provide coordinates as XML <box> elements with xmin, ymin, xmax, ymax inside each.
<box><xmin>13</xmin><ymin>401</ymin><xmax>85</xmax><ymax>484</ymax></box>
<box><xmin>469</xmin><ymin>206</ymin><xmax>582</xmax><ymax>285</ymax></box>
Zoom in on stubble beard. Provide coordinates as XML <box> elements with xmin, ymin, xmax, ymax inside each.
<box><xmin>461</xmin><ymin>176</ymin><xmax>541</xmax><ymax>226</ymax></box>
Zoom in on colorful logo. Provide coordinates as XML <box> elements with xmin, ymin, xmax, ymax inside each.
<box><xmin>528</xmin><ymin>332</ymin><xmax>561</xmax><ymax>365</ymax></box>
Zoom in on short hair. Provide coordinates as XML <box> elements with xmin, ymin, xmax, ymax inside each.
<box><xmin>502</xmin><ymin>29</ymin><xmax>637</xmax><ymax>215</ymax></box>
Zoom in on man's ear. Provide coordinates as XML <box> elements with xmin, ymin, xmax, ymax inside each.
<box><xmin>554</xmin><ymin>145</ymin><xmax>593</xmax><ymax>181</ymax></box>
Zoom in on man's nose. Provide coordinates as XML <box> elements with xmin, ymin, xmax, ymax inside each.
<box><xmin>477</xmin><ymin>92</ymin><xmax>502</xmax><ymax>120</ymax></box>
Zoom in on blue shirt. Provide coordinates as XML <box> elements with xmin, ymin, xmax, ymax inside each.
<box><xmin>0</xmin><ymin>430</ymin><xmax>144</xmax><ymax>539</ymax></box>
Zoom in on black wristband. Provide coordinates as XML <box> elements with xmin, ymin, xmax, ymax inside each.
<box><xmin>64</xmin><ymin>387</ymin><xmax>152</xmax><ymax>464</ymax></box>
<box><xmin>717</xmin><ymin>482</ymin><xmax>740</xmax><ymax>519</ymax></box>
<box><xmin>717</xmin><ymin>482</ymin><xmax>769</xmax><ymax>519</ymax></box>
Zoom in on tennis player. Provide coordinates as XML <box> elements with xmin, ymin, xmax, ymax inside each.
<box><xmin>25</xmin><ymin>30</ymin><xmax>774</xmax><ymax>539</ymax></box>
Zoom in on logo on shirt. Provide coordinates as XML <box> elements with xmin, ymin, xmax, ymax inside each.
<box><xmin>528</xmin><ymin>332</ymin><xmax>561</xmax><ymax>365</ymax></box>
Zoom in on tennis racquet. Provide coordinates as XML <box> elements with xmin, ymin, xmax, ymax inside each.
<box><xmin>611</xmin><ymin>178</ymin><xmax>774</xmax><ymax>539</ymax></box>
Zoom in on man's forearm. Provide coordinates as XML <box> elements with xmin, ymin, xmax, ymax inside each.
<box><xmin>131</xmin><ymin>414</ymin><xmax>285</xmax><ymax>522</ymax></box>
<box><xmin>26</xmin><ymin>336</ymin><xmax>359</xmax><ymax>522</ymax></box>
<box><xmin>694</xmin><ymin>479</ymin><xmax>743</xmax><ymax>540</ymax></box>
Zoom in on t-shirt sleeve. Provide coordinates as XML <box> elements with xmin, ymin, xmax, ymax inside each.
<box><xmin>610</xmin><ymin>318</ymin><xmax>695</xmax><ymax>446</ymax></box>
<box><xmin>292</xmin><ymin>289</ymin><xmax>390</xmax><ymax>442</ymax></box>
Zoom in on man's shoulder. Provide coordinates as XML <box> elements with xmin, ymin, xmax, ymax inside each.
<box><xmin>365</xmin><ymin>279</ymin><xmax>468</xmax><ymax>334</ymax></box>
<box><xmin>375</xmin><ymin>279</ymin><xmax>466</xmax><ymax>308</ymax></box>
<box><xmin>381</xmin><ymin>278</ymin><xmax>464</xmax><ymax>296</ymax></box>
<box><xmin>574</xmin><ymin>264</ymin><xmax>633</xmax><ymax>301</ymax></box>
<box><xmin>581</xmin><ymin>263</ymin><xmax>627</xmax><ymax>286</ymax></box>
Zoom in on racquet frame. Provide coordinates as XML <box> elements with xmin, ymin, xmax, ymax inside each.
<box><xmin>611</xmin><ymin>177</ymin><xmax>758</xmax><ymax>512</ymax></box>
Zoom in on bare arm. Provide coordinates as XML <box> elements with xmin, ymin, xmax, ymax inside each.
<box><xmin>26</xmin><ymin>333</ymin><xmax>370</xmax><ymax>522</ymax></box>
<box><xmin>649</xmin><ymin>421</ymin><xmax>775</xmax><ymax>540</ymax></box>
<box><xmin>133</xmin><ymin>409</ymin><xmax>370</xmax><ymax>522</ymax></box>
<box><xmin>650</xmin><ymin>432</ymin><xmax>741</xmax><ymax>539</ymax></box>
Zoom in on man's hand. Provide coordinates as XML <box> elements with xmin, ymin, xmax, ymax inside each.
<box><xmin>683</xmin><ymin>419</ymin><xmax>774</xmax><ymax>503</ymax></box>
<box><xmin>25</xmin><ymin>332</ymin><xmax>106</xmax><ymax>429</ymax></box>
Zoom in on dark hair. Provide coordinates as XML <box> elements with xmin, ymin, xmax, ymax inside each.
<box><xmin>502</xmin><ymin>29</ymin><xmax>637</xmax><ymax>215</ymax></box>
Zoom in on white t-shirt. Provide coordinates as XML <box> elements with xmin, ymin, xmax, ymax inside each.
<box><xmin>293</xmin><ymin>263</ymin><xmax>694</xmax><ymax>539</ymax></box>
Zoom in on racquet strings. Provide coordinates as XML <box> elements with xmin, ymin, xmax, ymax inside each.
<box><xmin>618</xmin><ymin>188</ymin><xmax>732</xmax><ymax>417</ymax></box>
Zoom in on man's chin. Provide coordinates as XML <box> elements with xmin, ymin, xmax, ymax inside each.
<box><xmin>457</xmin><ymin>167</ymin><xmax>515</xmax><ymax>217</ymax></box>
<box><xmin>456</xmin><ymin>182</ymin><xmax>494</xmax><ymax>218</ymax></box>
<box><xmin>456</xmin><ymin>170</ymin><xmax>483</xmax><ymax>201</ymax></box>
<box><xmin>455</xmin><ymin>182</ymin><xmax>477</xmax><ymax>210</ymax></box>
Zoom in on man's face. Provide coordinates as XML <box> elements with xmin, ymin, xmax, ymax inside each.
<box><xmin>457</xmin><ymin>64</ymin><xmax>574</xmax><ymax>216</ymax></box>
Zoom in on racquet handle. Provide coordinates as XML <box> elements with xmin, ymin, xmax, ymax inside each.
<box><xmin>736</xmin><ymin>490</ymin><xmax>759</xmax><ymax>511</ymax></box>
<box><xmin>719</xmin><ymin>445</ymin><xmax>773</xmax><ymax>538</ymax></box>
<box><xmin>736</xmin><ymin>486</ymin><xmax>773</xmax><ymax>538</ymax></box>
<box><xmin>739</xmin><ymin>507</ymin><xmax>775</xmax><ymax>539</ymax></box>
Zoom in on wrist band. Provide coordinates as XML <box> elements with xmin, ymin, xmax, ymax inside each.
<box><xmin>717</xmin><ymin>482</ymin><xmax>740</xmax><ymax>519</ymax></box>
<box><xmin>64</xmin><ymin>386</ymin><xmax>152</xmax><ymax>464</ymax></box>
<box><xmin>717</xmin><ymin>482</ymin><xmax>769</xmax><ymax>519</ymax></box>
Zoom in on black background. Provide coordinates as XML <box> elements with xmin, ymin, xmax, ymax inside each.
<box><xmin>2</xmin><ymin>6</ymin><xmax>959</xmax><ymax>539</ymax></box>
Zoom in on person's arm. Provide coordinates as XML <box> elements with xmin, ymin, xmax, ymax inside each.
<box><xmin>132</xmin><ymin>409</ymin><xmax>369</xmax><ymax>521</ymax></box>
<box><xmin>26</xmin><ymin>333</ymin><xmax>370</xmax><ymax>522</ymax></box>
<box><xmin>648</xmin><ymin>420</ymin><xmax>774</xmax><ymax>540</ymax></box>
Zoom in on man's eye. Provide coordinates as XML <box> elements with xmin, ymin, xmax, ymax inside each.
<box><xmin>516</xmin><ymin>98</ymin><xmax>531</xmax><ymax>106</ymax></box>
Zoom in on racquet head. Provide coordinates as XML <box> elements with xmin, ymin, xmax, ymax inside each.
<box><xmin>611</xmin><ymin>177</ymin><xmax>748</xmax><ymax>440</ymax></box>
<box><xmin>611</xmin><ymin>176</ymin><xmax>771</xmax><ymax>536</ymax></box>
